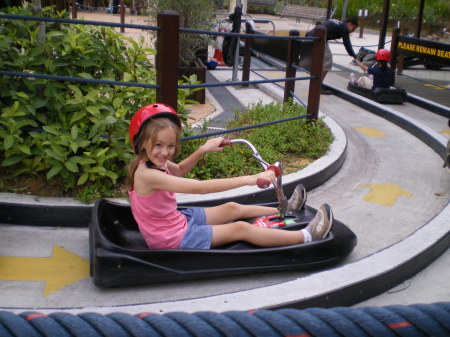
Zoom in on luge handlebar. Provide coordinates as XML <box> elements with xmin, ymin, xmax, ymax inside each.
<box><xmin>220</xmin><ymin>138</ymin><xmax>288</xmax><ymax>217</ymax></box>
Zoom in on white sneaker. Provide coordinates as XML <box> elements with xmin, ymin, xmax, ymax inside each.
<box><xmin>287</xmin><ymin>184</ymin><xmax>307</xmax><ymax>211</ymax></box>
<box><xmin>305</xmin><ymin>204</ymin><xmax>333</xmax><ymax>241</ymax></box>
<box><xmin>349</xmin><ymin>73</ymin><xmax>356</xmax><ymax>85</ymax></box>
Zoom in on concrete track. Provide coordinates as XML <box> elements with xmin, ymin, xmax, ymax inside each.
<box><xmin>0</xmin><ymin>13</ymin><xmax>449</xmax><ymax>314</ymax></box>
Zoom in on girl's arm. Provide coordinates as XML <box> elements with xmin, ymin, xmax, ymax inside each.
<box><xmin>168</xmin><ymin>137</ymin><xmax>225</xmax><ymax>177</ymax></box>
<box><xmin>135</xmin><ymin>166</ymin><xmax>276</xmax><ymax>195</ymax></box>
<box><xmin>354</xmin><ymin>58</ymin><xmax>368</xmax><ymax>72</ymax></box>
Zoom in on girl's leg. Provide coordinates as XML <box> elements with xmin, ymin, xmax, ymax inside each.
<box><xmin>211</xmin><ymin>221</ymin><xmax>304</xmax><ymax>248</ymax></box>
<box><xmin>204</xmin><ymin>202</ymin><xmax>278</xmax><ymax>226</ymax></box>
<box><xmin>210</xmin><ymin>203</ymin><xmax>333</xmax><ymax>248</ymax></box>
<box><xmin>357</xmin><ymin>76</ymin><xmax>373</xmax><ymax>89</ymax></box>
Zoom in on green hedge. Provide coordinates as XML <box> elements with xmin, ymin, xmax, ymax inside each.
<box><xmin>0</xmin><ymin>5</ymin><xmax>195</xmax><ymax>201</ymax></box>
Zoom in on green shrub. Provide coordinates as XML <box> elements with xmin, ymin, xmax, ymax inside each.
<box><xmin>0</xmin><ymin>6</ymin><xmax>333</xmax><ymax>202</ymax></box>
<box><xmin>179</xmin><ymin>100</ymin><xmax>333</xmax><ymax>180</ymax></box>
<box><xmin>0</xmin><ymin>5</ymin><xmax>195</xmax><ymax>202</ymax></box>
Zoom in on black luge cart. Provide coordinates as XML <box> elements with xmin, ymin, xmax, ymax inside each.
<box><xmin>89</xmin><ymin>139</ymin><xmax>357</xmax><ymax>287</ymax></box>
<box><xmin>90</xmin><ymin>199</ymin><xmax>357</xmax><ymax>287</ymax></box>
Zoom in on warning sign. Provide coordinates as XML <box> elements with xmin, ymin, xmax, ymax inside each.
<box><xmin>397</xmin><ymin>35</ymin><xmax>450</xmax><ymax>66</ymax></box>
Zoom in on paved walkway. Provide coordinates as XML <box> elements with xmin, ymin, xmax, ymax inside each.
<box><xmin>0</xmin><ymin>10</ymin><xmax>449</xmax><ymax>314</ymax></box>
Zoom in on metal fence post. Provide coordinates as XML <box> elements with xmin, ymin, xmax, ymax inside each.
<box><xmin>156</xmin><ymin>11</ymin><xmax>179</xmax><ymax>112</ymax></box>
<box><xmin>283</xmin><ymin>29</ymin><xmax>300</xmax><ymax>103</ymax></box>
<box><xmin>307</xmin><ymin>26</ymin><xmax>325</xmax><ymax>121</ymax></box>
<box><xmin>241</xmin><ymin>23</ymin><xmax>254</xmax><ymax>87</ymax></box>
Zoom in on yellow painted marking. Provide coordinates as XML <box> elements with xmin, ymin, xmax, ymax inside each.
<box><xmin>360</xmin><ymin>184</ymin><xmax>415</xmax><ymax>207</ymax></box>
<box><xmin>356</xmin><ymin>126</ymin><xmax>385</xmax><ymax>138</ymax></box>
<box><xmin>0</xmin><ymin>245</ymin><xmax>89</xmax><ymax>296</ymax></box>
<box><xmin>266</xmin><ymin>72</ymin><xmax>282</xmax><ymax>77</ymax></box>
<box><xmin>440</xmin><ymin>129</ymin><xmax>450</xmax><ymax>135</ymax></box>
<box><xmin>424</xmin><ymin>84</ymin><xmax>445</xmax><ymax>90</ymax></box>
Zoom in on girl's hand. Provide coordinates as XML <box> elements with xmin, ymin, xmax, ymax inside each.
<box><xmin>201</xmin><ymin>137</ymin><xmax>226</xmax><ymax>154</ymax></box>
<box><xmin>250</xmin><ymin>170</ymin><xmax>276</xmax><ymax>186</ymax></box>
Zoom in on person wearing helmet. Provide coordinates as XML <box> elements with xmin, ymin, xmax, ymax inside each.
<box><xmin>350</xmin><ymin>48</ymin><xmax>394</xmax><ymax>90</ymax></box>
<box><xmin>127</xmin><ymin>103</ymin><xmax>333</xmax><ymax>250</ymax></box>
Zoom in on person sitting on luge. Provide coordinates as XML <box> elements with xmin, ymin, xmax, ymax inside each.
<box><xmin>127</xmin><ymin>103</ymin><xmax>334</xmax><ymax>250</ymax></box>
<box><xmin>350</xmin><ymin>49</ymin><xmax>394</xmax><ymax>90</ymax></box>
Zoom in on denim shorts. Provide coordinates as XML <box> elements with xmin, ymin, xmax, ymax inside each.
<box><xmin>179</xmin><ymin>208</ymin><xmax>213</xmax><ymax>249</ymax></box>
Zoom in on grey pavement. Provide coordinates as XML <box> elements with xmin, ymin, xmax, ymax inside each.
<box><xmin>0</xmin><ymin>13</ymin><xmax>449</xmax><ymax>314</ymax></box>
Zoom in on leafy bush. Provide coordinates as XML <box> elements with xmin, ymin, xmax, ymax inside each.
<box><xmin>0</xmin><ymin>5</ymin><xmax>195</xmax><ymax>202</ymax></box>
<box><xmin>0</xmin><ymin>6</ymin><xmax>333</xmax><ymax>202</ymax></box>
<box><xmin>179</xmin><ymin>101</ymin><xmax>333</xmax><ymax>180</ymax></box>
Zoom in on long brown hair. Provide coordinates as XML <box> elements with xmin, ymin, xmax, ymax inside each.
<box><xmin>127</xmin><ymin>118</ymin><xmax>181</xmax><ymax>188</ymax></box>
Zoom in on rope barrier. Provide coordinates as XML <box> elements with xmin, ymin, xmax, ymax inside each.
<box><xmin>182</xmin><ymin>114</ymin><xmax>312</xmax><ymax>141</ymax></box>
<box><xmin>0</xmin><ymin>70</ymin><xmax>311</xmax><ymax>92</ymax></box>
<box><xmin>328</xmin><ymin>40</ymin><xmax>393</xmax><ymax>48</ymax></box>
<box><xmin>0</xmin><ymin>13</ymin><xmax>159</xmax><ymax>31</ymax></box>
<box><xmin>181</xmin><ymin>27</ymin><xmax>319</xmax><ymax>42</ymax></box>
<box><xmin>0</xmin><ymin>14</ymin><xmax>318</xmax><ymax>95</ymax></box>
<box><xmin>15</xmin><ymin>105</ymin><xmax>311</xmax><ymax>143</ymax></box>
<box><xmin>74</xmin><ymin>2</ymin><xmax>128</xmax><ymax>11</ymax></box>
<box><xmin>0</xmin><ymin>303</ymin><xmax>449</xmax><ymax>336</ymax></box>
<box><xmin>0</xmin><ymin>71</ymin><xmax>159</xmax><ymax>90</ymax></box>
<box><xmin>0</xmin><ymin>14</ymin><xmax>317</xmax><ymax>42</ymax></box>
<box><xmin>179</xmin><ymin>75</ymin><xmax>314</xmax><ymax>89</ymax></box>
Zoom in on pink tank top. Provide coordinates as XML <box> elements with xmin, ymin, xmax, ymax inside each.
<box><xmin>129</xmin><ymin>165</ymin><xmax>187</xmax><ymax>249</ymax></box>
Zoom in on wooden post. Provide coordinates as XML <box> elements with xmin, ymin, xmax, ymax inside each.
<box><xmin>378</xmin><ymin>0</ymin><xmax>390</xmax><ymax>49</ymax></box>
<box><xmin>307</xmin><ymin>26</ymin><xmax>325</xmax><ymax>121</ymax></box>
<box><xmin>120</xmin><ymin>0</ymin><xmax>125</xmax><ymax>33</ymax></box>
<box><xmin>71</xmin><ymin>0</ymin><xmax>77</xmax><ymax>19</ymax></box>
<box><xmin>415</xmin><ymin>0</ymin><xmax>425</xmax><ymax>38</ymax></box>
<box><xmin>396</xmin><ymin>27</ymin><xmax>408</xmax><ymax>75</ymax></box>
<box><xmin>283</xmin><ymin>29</ymin><xmax>300</xmax><ymax>103</ymax></box>
<box><xmin>390</xmin><ymin>27</ymin><xmax>400</xmax><ymax>85</ymax></box>
<box><xmin>129</xmin><ymin>0</ymin><xmax>134</xmax><ymax>14</ymax></box>
<box><xmin>241</xmin><ymin>22</ymin><xmax>254</xmax><ymax>86</ymax></box>
<box><xmin>326</xmin><ymin>0</ymin><xmax>332</xmax><ymax>20</ymax></box>
<box><xmin>156</xmin><ymin>11</ymin><xmax>180</xmax><ymax>112</ymax></box>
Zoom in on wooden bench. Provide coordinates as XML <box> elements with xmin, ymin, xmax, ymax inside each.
<box><xmin>276</xmin><ymin>4</ymin><xmax>328</xmax><ymax>24</ymax></box>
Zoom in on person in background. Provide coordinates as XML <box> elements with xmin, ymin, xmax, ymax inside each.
<box><xmin>304</xmin><ymin>18</ymin><xmax>359</xmax><ymax>95</ymax></box>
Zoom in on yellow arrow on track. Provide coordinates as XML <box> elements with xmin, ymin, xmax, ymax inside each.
<box><xmin>0</xmin><ymin>245</ymin><xmax>89</xmax><ymax>296</ymax></box>
<box><xmin>360</xmin><ymin>184</ymin><xmax>415</xmax><ymax>207</ymax></box>
<box><xmin>356</xmin><ymin>126</ymin><xmax>385</xmax><ymax>138</ymax></box>
<box><xmin>425</xmin><ymin>83</ymin><xmax>446</xmax><ymax>90</ymax></box>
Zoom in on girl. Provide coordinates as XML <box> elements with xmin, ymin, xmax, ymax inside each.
<box><xmin>350</xmin><ymin>49</ymin><xmax>394</xmax><ymax>90</ymax></box>
<box><xmin>128</xmin><ymin>103</ymin><xmax>333</xmax><ymax>250</ymax></box>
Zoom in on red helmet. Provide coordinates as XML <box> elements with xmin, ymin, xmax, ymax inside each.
<box><xmin>376</xmin><ymin>49</ymin><xmax>391</xmax><ymax>61</ymax></box>
<box><xmin>129</xmin><ymin>103</ymin><xmax>181</xmax><ymax>153</ymax></box>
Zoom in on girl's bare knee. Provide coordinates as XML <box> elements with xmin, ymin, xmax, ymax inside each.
<box><xmin>211</xmin><ymin>221</ymin><xmax>251</xmax><ymax>247</ymax></box>
<box><xmin>223</xmin><ymin>202</ymin><xmax>247</xmax><ymax>218</ymax></box>
<box><xmin>232</xmin><ymin>221</ymin><xmax>252</xmax><ymax>235</ymax></box>
<box><xmin>223</xmin><ymin>202</ymin><xmax>240</xmax><ymax>212</ymax></box>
